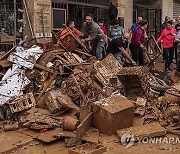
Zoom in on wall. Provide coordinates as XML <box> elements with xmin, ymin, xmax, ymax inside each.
<box><xmin>24</xmin><ymin>0</ymin><xmax>52</xmax><ymax>43</ymax></box>
<box><xmin>112</xmin><ymin>0</ymin><xmax>133</xmax><ymax>31</ymax></box>
<box><xmin>161</xmin><ymin>0</ymin><xmax>173</xmax><ymax>22</ymax></box>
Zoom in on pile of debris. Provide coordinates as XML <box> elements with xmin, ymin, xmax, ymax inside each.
<box><xmin>0</xmin><ymin>31</ymin><xmax>179</xmax><ymax>153</ymax></box>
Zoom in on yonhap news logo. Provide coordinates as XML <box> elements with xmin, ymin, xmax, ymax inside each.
<box><xmin>121</xmin><ymin>133</ymin><xmax>180</xmax><ymax>148</ymax></box>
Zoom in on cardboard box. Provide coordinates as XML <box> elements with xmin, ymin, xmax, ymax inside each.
<box><xmin>93</xmin><ymin>94</ymin><xmax>134</xmax><ymax>135</ymax></box>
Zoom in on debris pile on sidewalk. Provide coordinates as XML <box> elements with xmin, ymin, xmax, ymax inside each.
<box><xmin>0</xmin><ymin>34</ymin><xmax>179</xmax><ymax>153</ymax></box>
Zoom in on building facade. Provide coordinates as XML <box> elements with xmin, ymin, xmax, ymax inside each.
<box><xmin>1</xmin><ymin>0</ymin><xmax>180</xmax><ymax>51</ymax></box>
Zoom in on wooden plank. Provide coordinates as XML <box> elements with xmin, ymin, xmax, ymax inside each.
<box><xmin>116</xmin><ymin>123</ymin><xmax>166</xmax><ymax>139</ymax></box>
<box><xmin>64</xmin><ymin>62</ymin><xmax>92</xmax><ymax>67</ymax></box>
<box><xmin>74</xmin><ymin>49</ymin><xmax>92</xmax><ymax>57</ymax></box>
<box><xmin>55</xmin><ymin>54</ymin><xmax>70</xmax><ymax>64</ymax></box>
<box><xmin>34</xmin><ymin>63</ymin><xmax>54</xmax><ymax>73</ymax></box>
<box><xmin>76</xmin><ymin>113</ymin><xmax>92</xmax><ymax>142</ymax></box>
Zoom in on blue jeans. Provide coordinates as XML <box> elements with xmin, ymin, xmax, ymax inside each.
<box><xmin>112</xmin><ymin>52</ymin><xmax>124</xmax><ymax>65</ymax></box>
<box><xmin>92</xmin><ymin>40</ymin><xmax>105</xmax><ymax>60</ymax></box>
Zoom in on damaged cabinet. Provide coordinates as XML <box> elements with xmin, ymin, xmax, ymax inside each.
<box><xmin>92</xmin><ymin>95</ymin><xmax>134</xmax><ymax>135</ymax></box>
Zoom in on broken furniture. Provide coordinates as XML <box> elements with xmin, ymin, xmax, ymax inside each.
<box><xmin>117</xmin><ymin>66</ymin><xmax>149</xmax><ymax>98</ymax></box>
<box><xmin>54</xmin><ymin>28</ymin><xmax>89</xmax><ymax>53</ymax></box>
<box><xmin>93</xmin><ymin>94</ymin><xmax>134</xmax><ymax>135</ymax></box>
<box><xmin>94</xmin><ymin>53</ymin><xmax>123</xmax><ymax>85</ymax></box>
<box><xmin>146</xmin><ymin>35</ymin><xmax>162</xmax><ymax>66</ymax></box>
<box><xmin>7</xmin><ymin>93</ymin><xmax>35</xmax><ymax>113</ymax></box>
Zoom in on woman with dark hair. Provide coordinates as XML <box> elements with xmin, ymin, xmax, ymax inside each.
<box><xmin>108</xmin><ymin>19</ymin><xmax>124</xmax><ymax>41</ymax></box>
<box><xmin>129</xmin><ymin>20</ymin><xmax>148</xmax><ymax>66</ymax></box>
<box><xmin>157</xmin><ymin>20</ymin><xmax>177</xmax><ymax>72</ymax></box>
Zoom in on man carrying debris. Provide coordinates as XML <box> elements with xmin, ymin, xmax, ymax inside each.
<box><xmin>59</xmin><ymin>20</ymin><xmax>82</xmax><ymax>40</ymax></box>
<box><xmin>107</xmin><ymin>33</ymin><xmax>135</xmax><ymax>65</ymax></box>
<box><xmin>82</xmin><ymin>14</ymin><xmax>106</xmax><ymax>60</ymax></box>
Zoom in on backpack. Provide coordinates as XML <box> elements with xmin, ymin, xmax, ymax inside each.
<box><xmin>108</xmin><ymin>2</ymin><xmax>118</xmax><ymax>19</ymax></box>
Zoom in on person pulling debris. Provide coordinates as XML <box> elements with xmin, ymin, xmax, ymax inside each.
<box><xmin>59</xmin><ymin>20</ymin><xmax>82</xmax><ymax>40</ymax></box>
<box><xmin>82</xmin><ymin>14</ymin><xmax>106</xmax><ymax>60</ymax></box>
<box><xmin>107</xmin><ymin>32</ymin><xmax>136</xmax><ymax>66</ymax></box>
<box><xmin>56</xmin><ymin>20</ymin><xmax>82</xmax><ymax>47</ymax></box>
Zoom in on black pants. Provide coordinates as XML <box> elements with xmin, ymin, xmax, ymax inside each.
<box><xmin>129</xmin><ymin>44</ymin><xmax>145</xmax><ymax>66</ymax></box>
<box><xmin>163</xmin><ymin>47</ymin><xmax>174</xmax><ymax>70</ymax></box>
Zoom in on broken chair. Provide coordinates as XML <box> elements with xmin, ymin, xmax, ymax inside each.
<box><xmin>145</xmin><ymin>35</ymin><xmax>162</xmax><ymax>66</ymax></box>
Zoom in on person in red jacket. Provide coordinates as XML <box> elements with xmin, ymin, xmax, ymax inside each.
<box><xmin>129</xmin><ymin>20</ymin><xmax>148</xmax><ymax>65</ymax></box>
<box><xmin>157</xmin><ymin>20</ymin><xmax>177</xmax><ymax>72</ymax></box>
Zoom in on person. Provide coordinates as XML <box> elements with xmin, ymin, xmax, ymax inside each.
<box><xmin>160</xmin><ymin>16</ymin><xmax>171</xmax><ymax>33</ymax></box>
<box><xmin>108</xmin><ymin>19</ymin><xmax>124</xmax><ymax>41</ymax></box>
<box><xmin>157</xmin><ymin>20</ymin><xmax>177</xmax><ymax>72</ymax></box>
<box><xmin>175</xmin><ymin>29</ymin><xmax>180</xmax><ymax>71</ymax></box>
<box><xmin>107</xmin><ymin>33</ymin><xmax>134</xmax><ymax>65</ymax></box>
<box><xmin>59</xmin><ymin>20</ymin><xmax>82</xmax><ymax>40</ymax></box>
<box><xmin>160</xmin><ymin>16</ymin><xmax>172</xmax><ymax>63</ymax></box>
<box><xmin>174</xmin><ymin>16</ymin><xmax>180</xmax><ymax>65</ymax></box>
<box><xmin>98</xmin><ymin>19</ymin><xmax>108</xmax><ymax>45</ymax></box>
<box><xmin>129</xmin><ymin>20</ymin><xmax>148</xmax><ymax>66</ymax></box>
<box><xmin>175</xmin><ymin>16</ymin><xmax>180</xmax><ymax>32</ymax></box>
<box><xmin>131</xmin><ymin>16</ymin><xmax>143</xmax><ymax>33</ymax></box>
<box><xmin>82</xmin><ymin>14</ymin><xmax>106</xmax><ymax>60</ymax></box>
<box><xmin>97</xmin><ymin>19</ymin><xmax>108</xmax><ymax>36</ymax></box>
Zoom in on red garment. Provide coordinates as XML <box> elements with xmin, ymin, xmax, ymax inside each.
<box><xmin>131</xmin><ymin>27</ymin><xmax>145</xmax><ymax>47</ymax></box>
<box><xmin>100</xmin><ymin>26</ymin><xmax>108</xmax><ymax>35</ymax></box>
<box><xmin>157</xmin><ymin>27</ymin><xmax>177</xmax><ymax>48</ymax></box>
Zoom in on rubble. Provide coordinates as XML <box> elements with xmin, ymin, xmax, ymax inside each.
<box><xmin>68</xmin><ymin>143</ymin><xmax>107</xmax><ymax>154</ymax></box>
<box><xmin>0</xmin><ymin>29</ymin><xmax>179</xmax><ymax>153</ymax></box>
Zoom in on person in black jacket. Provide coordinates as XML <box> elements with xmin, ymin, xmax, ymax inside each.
<box><xmin>107</xmin><ymin>32</ymin><xmax>135</xmax><ymax>65</ymax></box>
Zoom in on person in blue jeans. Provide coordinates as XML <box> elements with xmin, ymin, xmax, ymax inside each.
<box><xmin>108</xmin><ymin>19</ymin><xmax>124</xmax><ymax>41</ymax></box>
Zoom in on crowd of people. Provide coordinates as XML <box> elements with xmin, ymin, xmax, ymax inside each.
<box><xmin>58</xmin><ymin>14</ymin><xmax>180</xmax><ymax>72</ymax></box>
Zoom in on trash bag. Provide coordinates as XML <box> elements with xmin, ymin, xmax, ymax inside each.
<box><xmin>108</xmin><ymin>2</ymin><xmax>118</xmax><ymax>19</ymax></box>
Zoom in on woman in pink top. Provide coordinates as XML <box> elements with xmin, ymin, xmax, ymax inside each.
<box><xmin>157</xmin><ymin>20</ymin><xmax>177</xmax><ymax>72</ymax></box>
